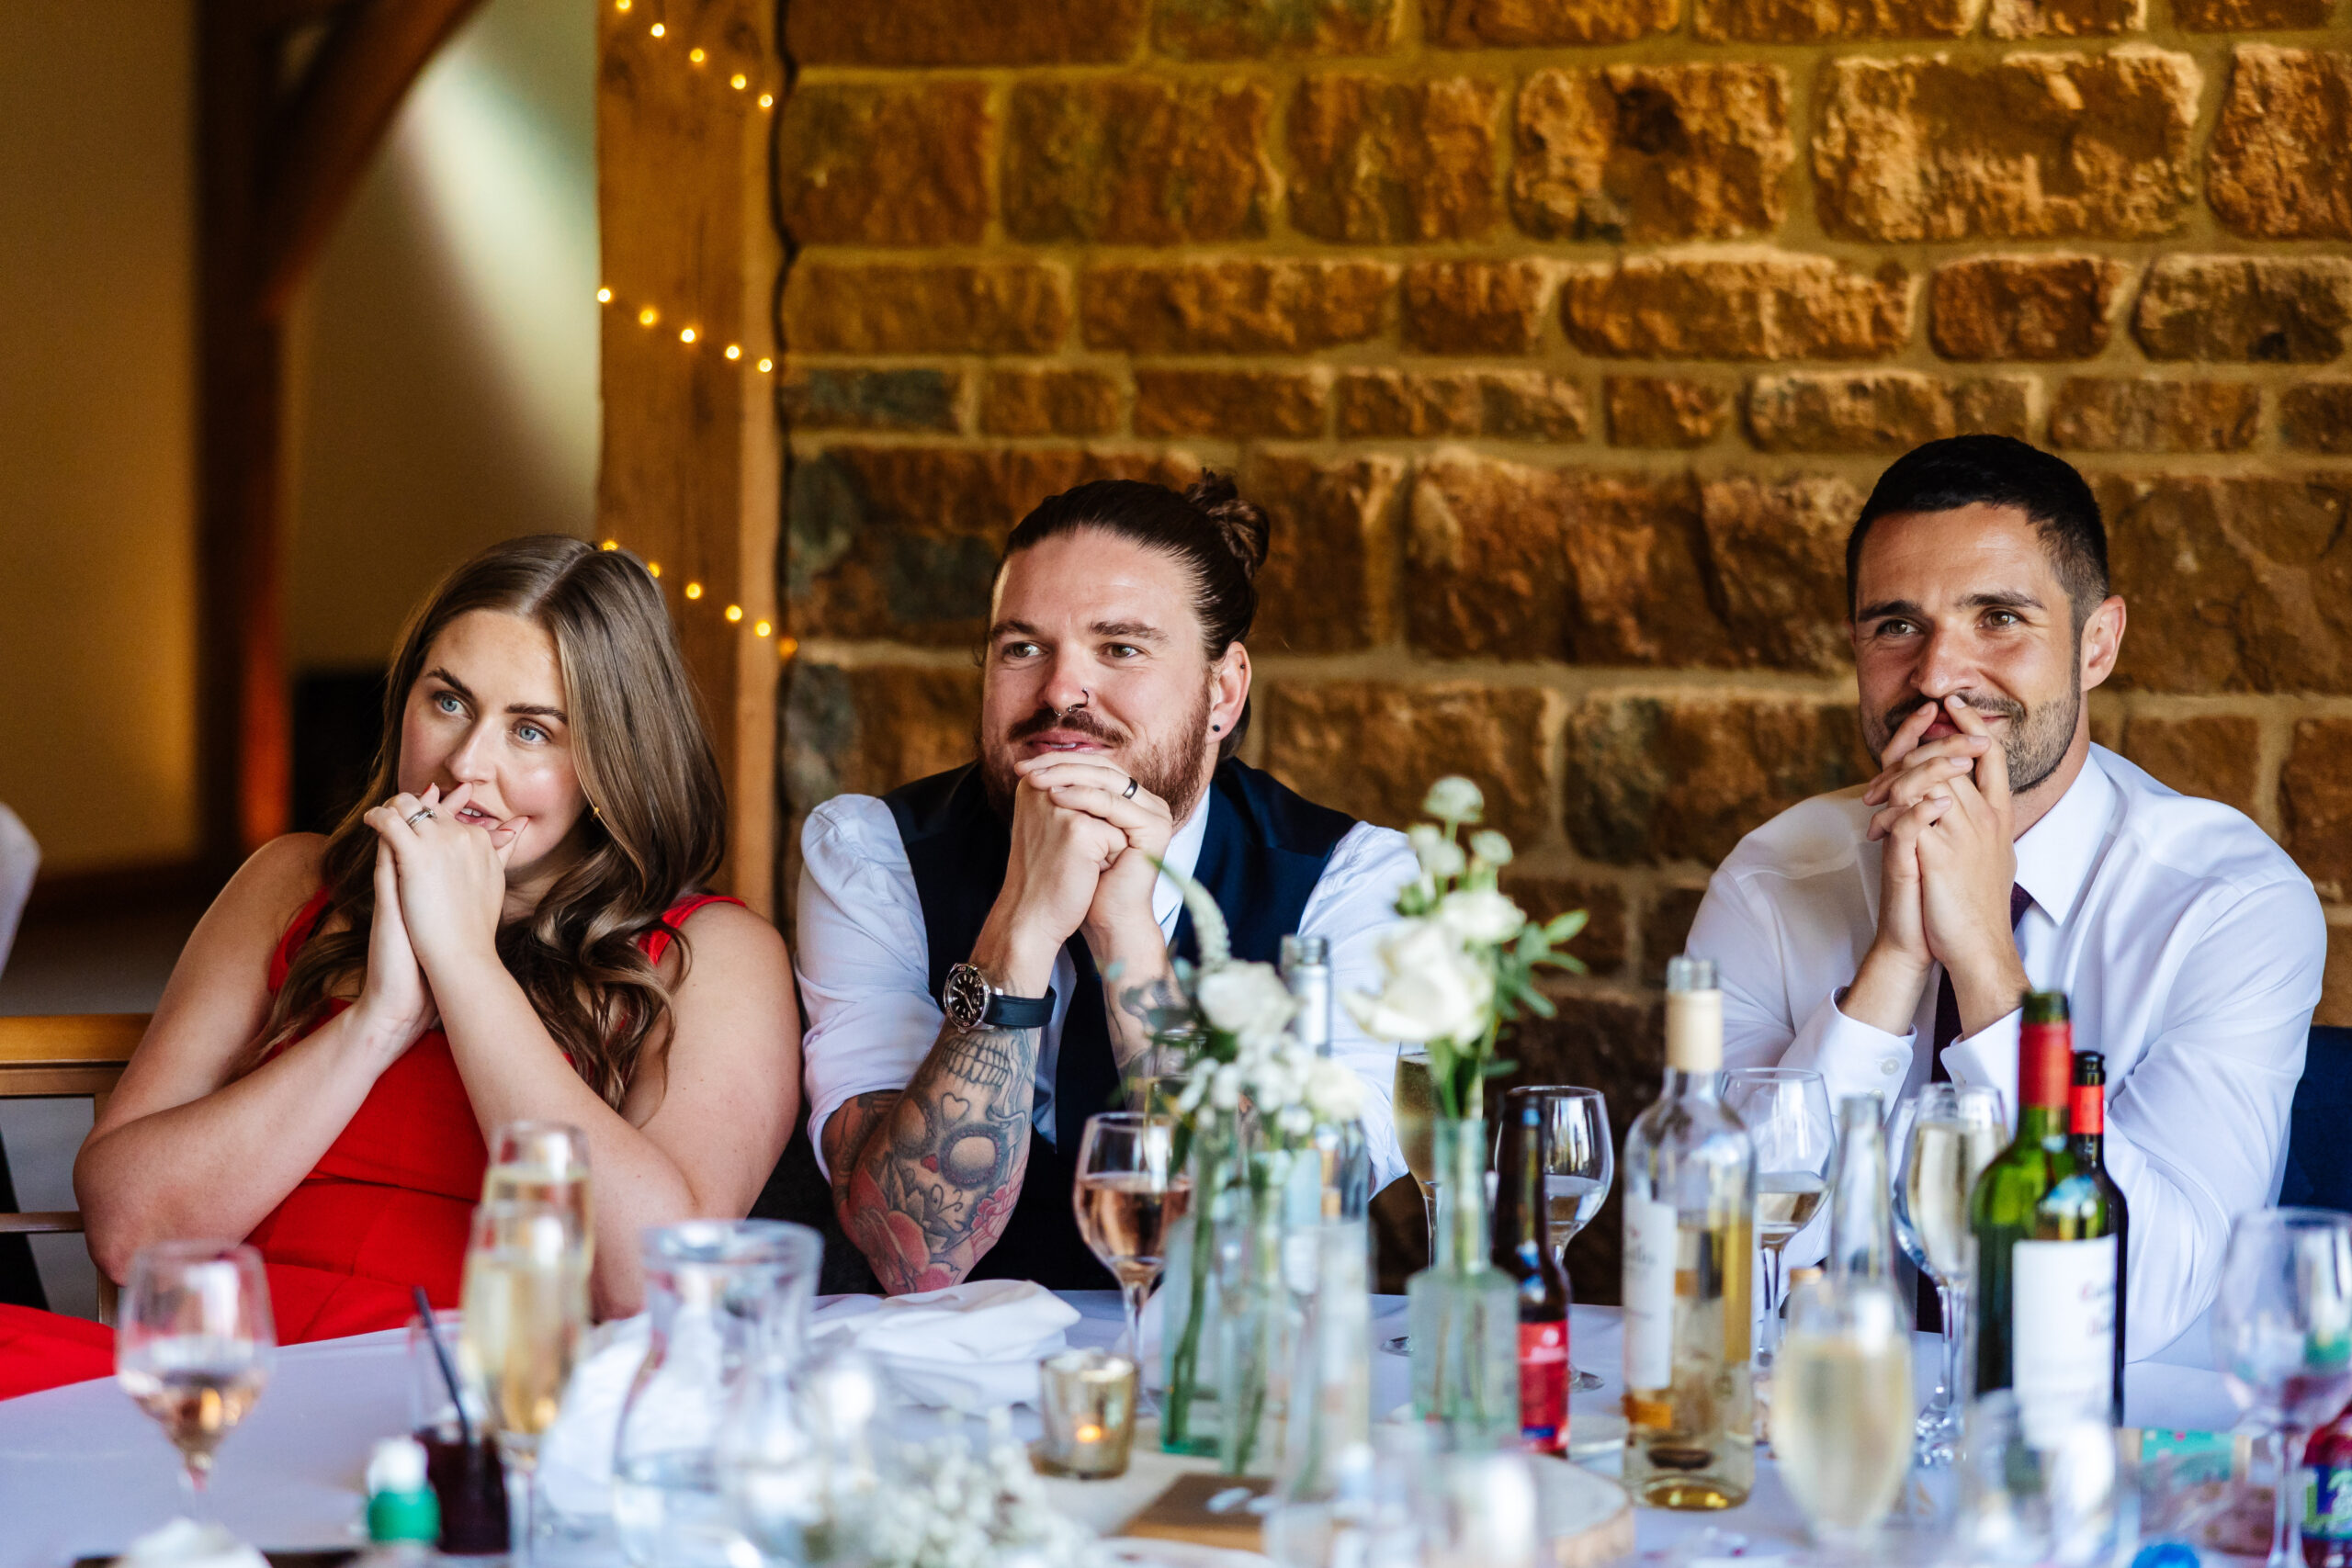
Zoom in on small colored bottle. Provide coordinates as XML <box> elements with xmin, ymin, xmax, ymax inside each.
<box><xmin>361</xmin><ymin>1436</ymin><xmax>442</xmax><ymax>1565</ymax></box>
<box><xmin>2303</xmin><ymin>1411</ymin><xmax>2352</xmax><ymax>1568</ymax></box>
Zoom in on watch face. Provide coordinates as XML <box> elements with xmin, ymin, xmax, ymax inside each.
<box><xmin>944</xmin><ymin>964</ymin><xmax>990</xmax><ymax>1030</ymax></box>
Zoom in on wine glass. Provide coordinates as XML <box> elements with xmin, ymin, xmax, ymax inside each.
<box><xmin>1719</xmin><ymin>1068</ymin><xmax>1836</xmax><ymax>1381</ymax></box>
<box><xmin>462</xmin><ymin>1197</ymin><xmax>591</xmax><ymax>1563</ymax></box>
<box><xmin>1774</xmin><ymin>1271</ymin><xmax>1916</xmax><ymax>1558</ymax></box>
<box><xmin>2212</xmin><ymin>1207</ymin><xmax>2352</xmax><ymax>1568</ymax></box>
<box><xmin>1502</xmin><ymin>1085</ymin><xmax>1613</xmax><ymax>1391</ymax></box>
<box><xmin>1387</xmin><ymin>1046</ymin><xmax>1438</xmax><ymax>1354</ymax></box>
<box><xmin>117</xmin><ymin>1240</ymin><xmax>276</xmax><ymax>1507</ymax></box>
<box><xmin>1072</xmin><ymin>1111</ymin><xmax>1190</xmax><ymax>1411</ymax></box>
<box><xmin>1893</xmin><ymin>1082</ymin><xmax>2006</xmax><ymax>1467</ymax></box>
<box><xmin>484</xmin><ymin>1121</ymin><xmax>593</xmax><ymax>1258</ymax></box>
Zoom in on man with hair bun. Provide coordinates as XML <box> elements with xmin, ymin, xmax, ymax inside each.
<box><xmin>796</xmin><ymin>473</ymin><xmax>1414</xmax><ymax>1292</ymax></box>
<box><xmin>1690</xmin><ymin>434</ymin><xmax>2324</xmax><ymax>1361</ymax></box>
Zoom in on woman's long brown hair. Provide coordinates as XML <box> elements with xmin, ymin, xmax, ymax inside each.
<box><xmin>254</xmin><ymin>536</ymin><xmax>727</xmax><ymax>1108</ymax></box>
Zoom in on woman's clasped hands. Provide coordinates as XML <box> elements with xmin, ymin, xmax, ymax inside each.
<box><xmin>354</xmin><ymin>782</ymin><xmax>530</xmax><ymax>1056</ymax></box>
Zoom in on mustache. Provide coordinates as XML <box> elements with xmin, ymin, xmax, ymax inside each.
<box><xmin>1884</xmin><ymin>693</ymin><xmax>2026</xmax><ymax>735</ymax></box>
<box><xmin>1005</xmin><ymin>705</ymin><xmax>1125</xmax><ymax>745</ymax></box>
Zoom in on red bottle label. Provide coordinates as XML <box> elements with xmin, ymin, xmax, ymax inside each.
<box><xmin>2070</xmin><ymin>1082</ymin><xmax>2104</xmax><ymax>1136</ymax></box>
<box><xmin>1519</xmin><ymin>1319</ymin><xmax>1569</xmax><ymax>1451</ymax></box>
<box><xmin>2020</xmin><ymin>1022</ymin><xmax>2073</xmax><ymax>1109</ymax></box>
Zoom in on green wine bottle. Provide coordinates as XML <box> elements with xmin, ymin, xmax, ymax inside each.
<box><xmin>1969</xmin><ymin>991</ymin><xmax>2119</xmax><ymax>1432</ymax></box>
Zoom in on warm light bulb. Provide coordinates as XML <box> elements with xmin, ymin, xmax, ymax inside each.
<box><xmin>680</xmin><ymin>327</ymin><xmax>697</xmax><ymax>344</ymax></box>
<box><xmin>754</xmin><ymin>619</ymin><xmax>772</xmax><ymax>637</ymax></box>
<box><xmin>684</xmin><ymin>581</ymin><xmax>704</xmax><ymax>600</ymax></box>
<box><xmin>689</xmin><ymin>47</ymin><xmax>706</xmax><ymax>63</ymax></box>
<box><xmin>777</xmin><ymin>636</ymin><xmax>799</xmax><ymax>660</ymax></box>
<box><xmin>755</xmin><ymin>357</ymin><xmax>774</xmax><ymax>373</ymax></box>
<box><xmin>729</xmin><ymin>73</ymin><xmax>747</xmax><ymax>90</ymax></box>
<box><xmin>725</xmin><ymin>604</ymin><xmax>743</xmax><ymax>623</ymax></box>
<box><xmin>724</xmin><ymin>344</ymin><xmax>741</xmax><ymax>360</ymax></box>
<box><xmin>647</xmin><ymin>561</ymin><xmax>662</xmax><ymax>578</ymax></box>
<box><xmin>600</xmin><ymin>538</ymin><xmax>619</xmax><ymax>551</ymax></box>
<box><xmin>758</xmin><ymin>94</ymin><xmax>774</xmax><ymax>109</ymax></box>
<box><xmin>649</xmin><ymin>21</ymin><xmax>664</xmax><ymax>36</ymax></box>
<box><xmin>596</xmin><ymin>286</ymin><xmax>612</xmax><ymax>303</ymax></box>
<box><xmin>1076</xmin><ymin>1423</ymin><xmax>1104</xmax><ymax>1443</ymax></box>
<box><xmin>638</xmin><ymin>307</ymin><xmax>659</xmax><ymax>327</ymax></box>
<box><xmin>616</xmin><ymin>0</ymin><xmax>629</xmax><ymax>9</ymax></box>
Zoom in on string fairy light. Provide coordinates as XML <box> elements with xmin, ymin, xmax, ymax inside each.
<box><xmin>588</xmin><ymin>0</ymin><xmax>791</xmax><ymax>667</ymax></box>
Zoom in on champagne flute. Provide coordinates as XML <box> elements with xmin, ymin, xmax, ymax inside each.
<box><xmin>484</xmin><ymin>1121</ymin><xmax>594</xmax><ymax>1261</ymax></box>
<box><xmin>1073</xmin><ymin>1111</ymin><xmax>1191</xmax><ymax>1412</ymax></box>
<box><xmin>2212</xmin><ymin>1208</ymin><xmax>2352</xmax><ymax>1568</ymax></box>
<box><xmin>117</xmin><ymin>1240</ymin><xmax>276</xmax><ymax>1508</ymax></box>
<box><xmin>1503</xmin><ymin>1085</ymin><xmax>1613</xmax><ymax>1391</ymax></box>
<box><xmin>1774</xmin><ymin>1273</ymin><xmax>1915</xmax><ymax>1558</ymax></box>
<box><xmin>1893</xmin><ymin>1082</ymin><xmax>2006</xmax><ymax>1466</ymax></box>
<box><xmin>1388</xmin><ymin>1046</ymin><xmax>1439</xmax><ymax>1355</ymax></box>
<box><xmin>1719</xmin><ymin>1067</ymin><xmax>1835</xmax><ymax>1383</ymax></box>
<box><xmin>463</xmin><ymin>1197</ymin><xmax>591</xmax><ymax>1563</ymax></box>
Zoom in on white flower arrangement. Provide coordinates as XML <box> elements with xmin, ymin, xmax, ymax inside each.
<box><xmin>865</xmin><ymin>1409</ymin><xmax>1093</xmax><ymax>1568</ymax></box>
<box><xmin>1342</xmin><ymin>776</ymin><xmax>1588</xmax><ymax>1122</ymax></box>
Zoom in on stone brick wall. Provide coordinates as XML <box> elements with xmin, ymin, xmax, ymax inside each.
<box><xmin>774</xmin><ymin>0</ymin><xmax>2352</xmax><ymax>1295</ymax></box>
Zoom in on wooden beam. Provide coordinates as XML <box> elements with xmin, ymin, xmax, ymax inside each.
<box><xmin>596</xmin><ymin>0</ymin><xmax>784</xmax><ymax>914</ymax></box>
<box><xmin>255</xmin><ymin>0</ymin><xmax>485</xmax><ymax>319</ymax></box>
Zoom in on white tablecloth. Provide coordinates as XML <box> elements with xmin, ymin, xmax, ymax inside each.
<box><xmin>0</xmin><ymin>1294</ymin><xmax>2244</xmax><ymax>1568</ymax></box>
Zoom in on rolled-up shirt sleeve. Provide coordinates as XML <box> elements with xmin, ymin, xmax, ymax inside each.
<box><xmin>2095</xmin><ymin>875</ymin><xmax>2323</xmax><ymax>1359</ymax></box>
<box><xmin>1300</xmin><ymin>822</ymin><xmax>1415</xmax><ymax>1195</ymax></box>
<box><xmin>795</xmin><ymin>798</ymin><xmax>944</xmax><ymax>1181</ymax></box>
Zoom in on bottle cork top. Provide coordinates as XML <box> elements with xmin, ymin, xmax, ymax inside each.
<box><xmin>1664</xmin><ymin>957</ymin><xmax>1724</xmax><ymax>1073</ymax></box>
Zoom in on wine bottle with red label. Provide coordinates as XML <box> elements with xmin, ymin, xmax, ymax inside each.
<box><xmin>1494</xmin><ymin>1090</ymin><xmax>1572</xmax><ymax>1453</ymax></box>
<box><xmin>2065</xmin><ymin>1049</ymin><xmax>2129</xmax><ymax>1423</ymax></box>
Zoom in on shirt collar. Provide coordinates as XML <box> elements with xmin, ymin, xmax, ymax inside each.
<box><xmin>2012</xmin><ymin>747</ymin><xmax>2118</xmax><ymax>929</ymax></box>
<box><xmin>1154</xmin><ymin>789</ymin><xmax>1214</xmax><ymax>935</ymax></box>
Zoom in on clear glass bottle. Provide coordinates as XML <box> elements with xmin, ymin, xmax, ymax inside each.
<box><xmin>1264</xmin><ymin>1219</ymin><xmax>1378</xmax><ymax>1568</ymax></box>
<box><xmin>1621</xmin><ymin>955</ymin><xmax>1756</xmax><ymax>1509</ymax></box>
<box><xmin>1407</xmin><ymin>1111</ymin><xmax>1519</xmax><ymax>1450</ymax></box>
<box><xmin>613</xmin><ymin>1221</ymin><xmax>820</xmax><ymax>1568</ymax></box>
<box><xmin>1282</xmin><ymin>935</ymin><xmax>1372</xmax><ymax>1230</ymax></box>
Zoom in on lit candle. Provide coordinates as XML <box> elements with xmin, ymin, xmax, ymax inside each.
<box><xmin>1033</xmin><ymin>1349</ymin><xmax>1137</xmax><ymax>1480</ymax></box>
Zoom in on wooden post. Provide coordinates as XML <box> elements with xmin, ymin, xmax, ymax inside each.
<box><xmin>594</xmin><ymin>0</ymin><xmax>783</xmax><ymax>914</ymax></box>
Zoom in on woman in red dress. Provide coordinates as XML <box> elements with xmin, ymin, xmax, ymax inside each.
<box><xmin>0</xmin><ymin>537</ymin><xmax>799</xmax><ymax>1393</ymax></box>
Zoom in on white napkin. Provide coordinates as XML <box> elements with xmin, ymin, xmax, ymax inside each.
<box><xmin>811</xmin><ymin>1280</ymin><xmax>1079</xmax><ymax>1411</ymax></box>
<box><xmin>536</xmin><ymin>1313</ymin><xmax>650</xmax><ymax>1520</ymax></box>
<box><xmin>110</xmin><ymin>1520</ymin><xmax>269</xmax><ymax>1568</ymax></box>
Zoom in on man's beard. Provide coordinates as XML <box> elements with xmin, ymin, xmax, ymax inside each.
<box><xmin>1869</xmin><ymin>682</ymin><xmax>2080</xmax><ymax>797</ymax></box>
<box><xmin>979</xmin><ymin>683</ymin><xmax>1216</xmax><ymax>826</ymax></box>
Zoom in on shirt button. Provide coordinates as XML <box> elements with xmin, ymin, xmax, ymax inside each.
<box><xmin>1880</xmin><ymin>1059</ymin><xmax>1900</xmax><ymax>1076</ymax></box>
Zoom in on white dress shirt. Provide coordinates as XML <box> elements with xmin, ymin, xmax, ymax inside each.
<box><xmin>1689</xmin><ymin>745</ymin><xmax>2326</xmax><ymax>1360</ymax></box>
<box><xmin>796</xmin><ymin>792</ymin><xmax>1417</xmax><ymax>1192</ymax></box>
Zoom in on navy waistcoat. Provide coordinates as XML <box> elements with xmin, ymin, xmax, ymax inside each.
<box><xmin>880</xmin><ymin>759</ymin><xmax>1357</xmax><ymax>1290</ymax></box>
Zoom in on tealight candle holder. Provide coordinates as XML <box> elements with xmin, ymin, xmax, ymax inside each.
<box><xmin>1033</xmin><ymin>1348</ymin><xmax>1139</xmax><ymax>1479</ymax></box>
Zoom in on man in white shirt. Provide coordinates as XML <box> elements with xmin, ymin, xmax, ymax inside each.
<box><xmin>1690</xmin><ymin>434</ymin><xmax>2325</xmax><ymax>1359</ymax></box>
<box><xmin>797</xmin><ymin>473</ymin><xmax>1414</xmax><ymax>1294</ymax></box>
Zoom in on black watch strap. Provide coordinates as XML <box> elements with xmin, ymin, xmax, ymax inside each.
<box><xmin>984</xmin><ymin>987</ymin><xmax>1055</xmax><ymax>1029</ymax></box>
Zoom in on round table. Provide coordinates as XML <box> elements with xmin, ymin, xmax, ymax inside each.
<box><xmin>0</xmin><ymin>1295</ymin><xmax>2245</xmax><ymax>1568</ymax></box>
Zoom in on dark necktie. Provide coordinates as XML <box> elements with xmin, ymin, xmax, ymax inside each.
<box><xmin>1918</xmin><ymin>881</ymin><xmax>2033</xmax><ymax>1329</ymax></box>
<box><xmin>1928</xmin><ymin>883</ymin><xmax>2034</xmax><ymax>1082</ymax></box>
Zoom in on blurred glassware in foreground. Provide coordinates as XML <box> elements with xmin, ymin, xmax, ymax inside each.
<box><xmin>405</xmin><ymin>1310</ymin><xmax>509</xmax><ymax>1555</ymax></box>
<box><xmin>718</xmin><ymin>1340</ymin><xmax>888</xmax><ymax>1568</ymax></box>
<box><xmin>1033</xmin><ymin>1348</ymin><xmax>1139</xmax><ymax>1478</ymax></box>
<box><xmin>613</xmin><ymin>1219</ymin><xmax>820</xmax><ymax>1568</ymax></box>
<box><xmin>117</xmin><ymin>1240</ymin><xmax>276</xmax><ymax>1507</ymax></box>
<box><xmin>2212</xmin><ymin>1207</ymin><xmax>2352</xmax><ymax>1568</ymax></box>
<box><xmin>1950</xmin><ymin>1390</ymin><xmax>2134</xmax><ymax>1567</ymax></box>
<box><xmin>462</xmin><ymin>1195</ymin><xmax>589</xmax><ymax>1565</ymax></box>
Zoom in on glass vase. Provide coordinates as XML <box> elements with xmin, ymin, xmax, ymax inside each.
<box><xmin>1407</xmin><ymin>1117</ymin><xmax>1517</xmax><ymax>1450</ymax></box>
<box><xmin>1162</xmin><ymin>1119</ymin><xmax>1241</xmax><ymax>1458</ymax></box>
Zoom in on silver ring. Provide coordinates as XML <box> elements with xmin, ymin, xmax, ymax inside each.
<box><xmin>1121</xmin><ymin>776</ymin><xmax>1138</xmax><ymax>800</ymax></box>
<box><xmin>405</xmin><ymin>807</ymin><xmax>435</xmax><ymax>826</ymax></box>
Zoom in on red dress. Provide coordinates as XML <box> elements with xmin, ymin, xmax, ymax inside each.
<box><xmin>0</xmin><ymin>888</ymin><xmax>741</xmax><ymax>1397</ymax></box>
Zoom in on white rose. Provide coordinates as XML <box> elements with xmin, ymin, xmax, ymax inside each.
<box><xmin>1342</xmin><ymin>919</ymin><xmax>1495</xmax><ymax>1045</ymax></box>
<box><xmin>1306</xmin><ymin>1057</ymin><xmax>1366</xmax><ymax>1122</ymax></box>
<box><xmin>1195</xmin><ymin>962</ymin><xmax>1296</xmax><ymax>1043</ymax></box>
<box><xmin>1422</xmin><ymin>775</ymin><xmax>1485</xmax><ymax>823</ymax></box>
<box><xmin>1210</xmin><ymin>1062</ymin><xmax>1245</xmax><ymax>1111</ymax></box>
<box><xmin>1439</xmin><ymin>886</ymin><xmax>1526</xmax><ymax>947</ymax></box>
<box><xmin>1407</xmin><ymin>823</ymin><xmax>1466</xmax><ymax>881</ymax></box>
<box><xmin>1469</xmin><ymin>829</ymin><xmax>1514</xmax><ymax>867</ymax></box>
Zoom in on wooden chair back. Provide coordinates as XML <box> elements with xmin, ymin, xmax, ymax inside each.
<box><xmin>0</xmin><ymin>1012</ymin><xmax>146</xmax><ymax>1324</ymax></box>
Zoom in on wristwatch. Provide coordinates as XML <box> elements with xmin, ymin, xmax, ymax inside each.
<box><xmin>942</xmin><ymin>962</ymin><xmax>1056</xmax><ymax>1032</ymax></box>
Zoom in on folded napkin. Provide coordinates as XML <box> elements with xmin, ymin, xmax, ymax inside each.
<box><xmin>537</xmin><ymin>1313</ymin><xmax>650</xmax><ymax>1520</ymax></box>
<box><xmin>111</xmin><ymin>1520</ymin><xmax>269</xmax><ymax>1568</ymax></box>
<box><xmin>811</xmin><ymin>1280</ymin><xmax>1079</xmax><ymax>1412</ymax></box>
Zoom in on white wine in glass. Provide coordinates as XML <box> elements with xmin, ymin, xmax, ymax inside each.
<box><xmin>117</xmin><ymin>1240</ymin><xmax>276</xmax><ymax>1503</ymax></box>
<box><xmin>463</xmin><ymin>1198</ymin><xmax>590</xmax><ymax>1562</ymax></box>
<box><xmin>1893</xmin><ymin>1083</ymin><xmax>2006</xmax><ymax>1467</ymax></box>
<box><xmin>1072</xmin><ymin>1112</ymin><xmax>1189</xmax><ymax>1414</ymax></box>
<box><xmin>1389</xmin><ymin>1047</ymin><xmax>1440</xmax><ymax>1356</ymax></box>
<box><xmin>1756</xmin><ymin>1171</ymin><xmax>1829</xmax><ymax>1249</ymax></box>
<box><xmin>1774</xmin><ymin>1293</ymin><xmax>1916</xmax><ymax>1546</ymax></box>
<box><xmin>483</xmin><ymin>1121</ymin><xmax>594</xmax><ymax>1267</ymax></box>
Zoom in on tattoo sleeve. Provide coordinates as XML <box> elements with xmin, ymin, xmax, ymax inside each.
<box><xmin>833</xmin><ymin>1019</ymin><xmax>1040</xmax><ymax>1295</ymax></box>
